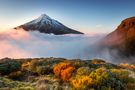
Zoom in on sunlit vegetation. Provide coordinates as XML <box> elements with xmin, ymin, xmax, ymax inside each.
<box><xmin>119</xmin><ymin>63</ymin><xmax>135</xmax><ymax>71</ymax></box>
<box><xmin>0</xmin><ymin>58</ymin><xmax>21</xmax><ymax>75</ymax></box>
<box><xmin>53</xmin><ymin>62</ymin><xmax>75</xmax><ymax>82</ymax></box>
<box><xmin>76</xmin><ymin>67</ymin><xmax>92</xmax><ymax>76</ymax></box>
<box><xmin>91</xmin><ymin>59</ymin><xmax>106</xmax><ymax>64</ymax></box>
<box><xmin>111</xmin><ymin>69</ymin><xmax>135</xmax><ymax>83</ymax></box>
<box><xmin>0</xmin><ymin>57</ymin><xmax>135</xmax><ymax>90</ymax></box>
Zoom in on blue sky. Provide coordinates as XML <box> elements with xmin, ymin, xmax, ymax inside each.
<box><xmin>0</xmin><ymin>0</ymin><xmax>135</xmax><ymax>33</ymax></box>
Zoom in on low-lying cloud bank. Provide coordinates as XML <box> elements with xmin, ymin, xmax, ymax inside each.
<box><xmin>1</xmin><ymin>28</ymin><xmax>134</xmax><ymax>63</ymax></box>
<box><xmin>0</xmin><ymin>29</ymin><xmax>108</xmax><ymax>60</ymax></box>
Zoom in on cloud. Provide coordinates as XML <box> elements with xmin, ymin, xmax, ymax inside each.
<box><xmin>95</xmin><ymin>24</ymin><xmax>103</xmax><ymax>28</ymax></box>
<box><xmin>0</xmin><ymin>28</ymin><xmax>107</xmax><ymax>59</ymax></box>
<box><xmin>1</xmin><ymin>28</ymin><xmax>133</xmax><ymax>63</ymax></box>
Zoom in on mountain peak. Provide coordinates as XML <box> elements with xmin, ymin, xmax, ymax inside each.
<box><xmin>35</xmin><ymin>14</ymin><xmax>52</xmax><ymax>23</ymax></box>
<box><xmin>117</xmin><ymin>16</ymin><xmax>135</xmax><ymax>30</ymax></box>
<box><xmin>39</xmin><ymin>14</ymin><xmax>51</xmax><ymax>19</ymax></box>
<box><xmin>15</xmin><ymin>14</ymin><xmax>84</xmax><ymax>35</ymax></box>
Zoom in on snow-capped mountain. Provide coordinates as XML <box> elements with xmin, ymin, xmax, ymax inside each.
<box><xmin>15</xmin><ymin>14</ymin><xmax>83</xmax><ymax>35</ymax></box>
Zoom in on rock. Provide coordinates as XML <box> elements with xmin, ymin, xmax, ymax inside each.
<box><xmin>103</xmin><ymin>16</ymin><xmax>135</xmax><ymax>57</ymax></box>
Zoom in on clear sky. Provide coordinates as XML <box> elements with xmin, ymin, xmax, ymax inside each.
<box><xmin>0</xmin><ymin>0</ymin><xmax>135</xmax><ymax>34</ymax></box>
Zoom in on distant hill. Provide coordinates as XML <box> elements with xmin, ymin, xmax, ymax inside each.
<box><xmin>14</xmin><ymin>14</ymin><xmax>83</xmax><ymax>35</ymax></box>
<box><xmin>103</xmin><ymin>16</ymin><xmax>135</xmax><ymax>57</ymax></box>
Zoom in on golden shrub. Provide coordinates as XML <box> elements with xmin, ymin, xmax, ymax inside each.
<box><xmin>53</xmin><ymin>62</ymin><xmax>75</xmax><ymax>82</ymax></box>
<box><xmin>71</xmin><ymin>75</ymin><xmax>94</xmax><ymax>90</ymax></box>
<box><xmin>89</xmin><ymin>67</ymin><xmax>109</xmax><ymax>85</ymax></box>
<box><xmin>92</xmin><ymin>59</ymin><xmax>106</xmax><ymax>64</ymax></box>
<box><xmin>28</xmin><ymin>60</ymin><xmax>39</xmax><ymax>73</ymax></box>
<box><xmin>21</xmin><ymin>62</ymin><xmax>30</xmax><ymax>70</ymax></box>
<box><xmin>95</xmin><ymin>67</ymin><xmax>107</xmax><ymax>75</ymax></box>
<box><xmin>119</xmin><ymin>63</ymin><xmax>135</xmax><ymax>70</ymax></box>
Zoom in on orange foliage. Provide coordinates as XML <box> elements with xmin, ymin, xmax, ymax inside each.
<box><xmin>119</xmin><ymin>63</ymin><xmax>135</xmax><ymax>70</ymax></box>
<box><xmin>21</xmin><ymin>62</ymin><xmax>30</xmax><ymax>70</ymax></box>
<box><xmin>61</xmin><ymin>66</ymin><xmax>75</xmax><ymax>82</ymax></box>
<box><xmin>53</xmin><ymin>62</ymin><xmax>75</xmax><ymax>82</ymax></box>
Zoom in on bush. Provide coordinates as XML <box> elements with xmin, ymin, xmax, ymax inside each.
<box><xmin>53</xmin><ymin>62</ymin><xmax>75</xmax><ymax>82</ymax></box>
<box><xmin>89</xmin><ymin>67</ymin><xmax>123</xmax><ymax>90</ymax></box>
<box><xmin>111</xmin><ymin>69</ymin><xmax>135</xmax><ymax>84</ymax></box>
<box><xmin>119</xmin><ymin>63</ymin><xmax>135</xmax><ymax>71</ymax></box>
<box><xmin>28</xmin><ymin>60</ymin><xmax>39</xmax><ymax>73</ymax></box>
<box><xmin>77</xmin><ymin>67</ymin><xmax>92</xmax><ymax>76</ymax></box>
<box><xmin>61</xmin><ymin>66</ymin><xmax>75</xmax><ymax>82</ymax></box>
<box><xmin>21</xmin><ymin>61</ymin><xmax>30</xmax><ymax>70</ymax></box>
<box><xmin>89</xmin><ymin>67</ymin><xmax>109</xmax><ymax>86</ymax></box>
<box><xmin>71</xmin><ymin>75</ymin><xmax>94</xmax><ymax>90</ymax></box>
<box><xmin>92</xmin><ymin>59</ymin><xmax>106</xmax><ymax>64</ymax></box>
<box><xmin>71</xmin><ymin>67</ymin><xmax>124</xmax><ymax>90</ymax></box>
<box><xmin>8</xmin><ymin>71</ymin><xmax>22</xmax><ymax>80</ymax></box>
<box><xmin>0</xmin><ymin>60</ymin><xmax>21</xmax><ymax>75</ymax></box>
<box><xmin>36</xmin><ymin>78</ymin><xmax>63</xmax><ymax>90</ymax></box>
<box><xmin>28</xmin><ymin>59</ymin><xmax>58</xmax><ymax>74</ymax></box>
<box><xmin>36</xmin><ymin>66</ymin><xmax>52</xmax><ymax>75</ymax></box>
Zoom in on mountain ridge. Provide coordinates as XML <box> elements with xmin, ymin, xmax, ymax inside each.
<box><xmin>103</xmin><ymin>16</ymin><xmax>135</xmax><ymax>57</ymax></box>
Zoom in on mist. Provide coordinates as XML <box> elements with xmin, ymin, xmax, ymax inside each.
<box><xmin>0</xmin><ymin>28</ymin><xmax>123</xmax><ymax>62</ymax></box>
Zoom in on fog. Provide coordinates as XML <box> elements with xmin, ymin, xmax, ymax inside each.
<box><xmin>0</xmin><ymin>29</ymin><xmax>121</xmax><ymax>62</ymax></box>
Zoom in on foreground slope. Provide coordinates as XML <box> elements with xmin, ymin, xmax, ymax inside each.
<box><xmin>15</xmin><ymin>14</ymin><xmax>84</xmax><ymax>35</ymax></box>
<box><xmin>0</xmin><ymin>57</ymin><xmax>135</xmax><ymax>90</ymax></box>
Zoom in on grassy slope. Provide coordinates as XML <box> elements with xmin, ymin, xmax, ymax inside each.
<box><xmin>0</xmin><ymin>57</ymin><xmax>135</xmax><ymax>90</ymax></box>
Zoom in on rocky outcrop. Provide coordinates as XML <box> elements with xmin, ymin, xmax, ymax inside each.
<box><xmin>104</xmin><ymin>16</ymin><xmax>135</xmax><ymax>56</ymax></box>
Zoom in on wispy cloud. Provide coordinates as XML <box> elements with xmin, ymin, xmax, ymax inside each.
<box><xmin>95</xmin><ymin>24</ymin><xmax>103</xmax><ymax>28</ymax></box>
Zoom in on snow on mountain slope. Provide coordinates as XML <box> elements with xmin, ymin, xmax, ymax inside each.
<box><xmin>15</xmin><ymin>14</ymin><xmax>84</xmax><ymax>35</ymax></box>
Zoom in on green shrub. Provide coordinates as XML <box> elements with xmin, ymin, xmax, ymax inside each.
<box><xmin>71</xmin><ymin>67</ymin><xmax>123</xmax><ymax>90</ymax></box>
<box><xmin>89</xmin><ymin>67</ymin><xmax>123</xmax><ymax>90</ymax></box>
<box><xmin>77</xmin><ymin>67</ymin><xmax>92</xmax><ymax>76</ymax></box>
<box><xmin>36</xmin><ymin>66</ymin><xmax>52</xmax><ymax>75</ymax></box>
<box><xmin>8</xmin><ymin>71</ymin><xmax>23</xmax><ymax>80</ymax></box>
<box><xmin>0</xmin><ymin>60</ymin><xmax>21</xmax><ymax>75</ymax></box>
<box><xmin>111</xmin><ymin>69</ymin><xmax>135</xmax><ymax>84</ymax></box>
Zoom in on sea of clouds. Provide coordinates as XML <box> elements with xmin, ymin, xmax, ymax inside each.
<box><xmin>0</xmin><ymin>28</ymin><xmax>120</xmax><ymax>62</ymax></box>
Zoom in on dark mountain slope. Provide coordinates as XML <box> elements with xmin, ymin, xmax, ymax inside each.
<box><xmin>15</xmin><ymin>14</ymin><xmax>83</xmax><ymax>35</ymax></box>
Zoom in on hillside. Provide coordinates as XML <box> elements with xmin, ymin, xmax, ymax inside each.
<box><xmin>0</xmin><ymin>57</ymin><xmax>135</xmax><ymax>90</ymax></box>
<box><xmin>102</xmin><ymin>16</ymin><xmax>135</xmax><ymax>58</ymax></box>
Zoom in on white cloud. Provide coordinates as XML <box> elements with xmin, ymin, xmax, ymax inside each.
<box><xmin>0</xmin><ymin>28</ymin><xmax>106</xmax><ymax>59</ymax></box>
